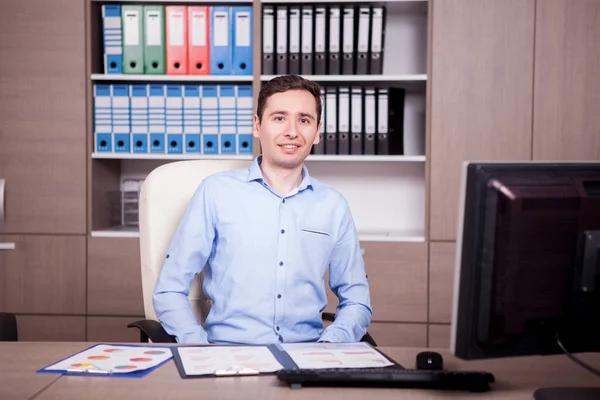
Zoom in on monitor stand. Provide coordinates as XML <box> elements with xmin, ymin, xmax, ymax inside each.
<box><xmin>534</xmin><ymin>387</ymin><xmax>600</xmax><ymax>400</ymax></box>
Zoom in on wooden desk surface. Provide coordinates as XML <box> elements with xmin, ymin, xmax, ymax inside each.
<box><xmin>1</xmin><ymin>342</ymin><xmax>599</xmax><ymax>400</ymax></box>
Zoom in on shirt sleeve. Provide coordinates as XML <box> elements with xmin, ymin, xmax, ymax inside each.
<box><xmin>319</xmin><ymin>201</ymin><xmax>373</xmax><ymax>343</ymax></box>
<box><xmin>152</xmin><ymin>179</ymin><xmax>216</xmax><ymax>344</ymax></box>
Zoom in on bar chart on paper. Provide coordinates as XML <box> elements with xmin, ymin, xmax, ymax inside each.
<box><xmin>280</xmin><ymin>342</ymin><xmax>394</xmax><ymax>369</ymax></box>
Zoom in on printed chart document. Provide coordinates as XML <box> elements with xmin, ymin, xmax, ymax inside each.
<box><xmin>280</xmin><ymin>342</ymin><xmax>395</xmax><ymax>369</ymax></box>
<box><xmin>37</xmin><ymin>344</ymin><xmax>172</xmax><ymax>377</ymax></box>
<box><xmin>174</xmin><ymin>346</ymin><xmax>284</xmax><ymax>377</ymax></box>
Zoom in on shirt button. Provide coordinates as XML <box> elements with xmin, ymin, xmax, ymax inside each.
<box><xmin>166</xmin><ymin>254</ymin><xmax>170</xmax><ymax>258</ymax></box>
<box><xmin>276</xmin><ymin>326</ymin><xmax>280</xmax><ymax>331</ymax></box>
<box><xmin>277</xmin><ymin>294</ymin><xmax>282</xmax><ymax>299</ymax></box>
<box><xmin>278</xmin><ymin>335</ymin><xmax>284</xmax><ymax>342</ymax></box>
<box><xmin>282</xmin><ymin>199</ymin><xmax>286</xmax><ymax>203</ymax></box>
<box><xmin>279</xmin><ymin>261</ymin><xmax>283</xmax><ymax>266</ymax></box>
<box><xmin>280</xmin><ymin>229</ymin><xmax>285</xmax><ymax>234</ymax></box>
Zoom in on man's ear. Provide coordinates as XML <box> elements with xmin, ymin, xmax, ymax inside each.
<box><xmin>253</xmin><ymin>114</ymin><xmax>261</xmax><ymax>138</ymax></box>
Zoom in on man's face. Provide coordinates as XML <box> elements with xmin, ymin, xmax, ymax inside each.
<box><xmin>253</xmin><ymin>89</ymin><xmax>321</xmax><ymax>169</ymax></box>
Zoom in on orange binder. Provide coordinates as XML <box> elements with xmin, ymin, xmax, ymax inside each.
<box><xmin>187</xmin><ymin>6</ymin><xmax>210</xmax><ymax>75</ymax></box>
<box><xmin>166</xmin><ymin>6</ymin><xmax>188</xmax><ymax>74</ymax></box>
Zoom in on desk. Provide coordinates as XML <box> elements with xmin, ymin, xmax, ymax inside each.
<box><xmin>1</xmin><ymin>342</ymin><xmax>599</xmax><ymax>399</ymax></box>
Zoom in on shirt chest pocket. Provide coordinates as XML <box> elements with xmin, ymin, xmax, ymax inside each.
<box><xmin>297</xmin><ymin>226</ymin><xmax>335</xmax><ymax>273</ymax></box>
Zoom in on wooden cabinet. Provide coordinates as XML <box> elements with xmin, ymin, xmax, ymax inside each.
<box><xmin>325</xmin><ymin>242</ymin><xmax>428</xmax><ymax>323</ymax></box>
<box><xmin>0</xmin><ymin>235</ymin><xmax>86</xmax><ymax>315</ymax></box>
<box><xmin>429</xmin><ymin>0</ymin><xmax>535</xmax><ymax>241</ymax></box>
<box><xmin>0</xmin><ymin>0</ymin><xmax>86</xmax><ymax>235</ymax></box>
<box><xmin>532</xmin><ymin>0</ymin><xmax>600</xmax><ymax>161</ymax></box>
<box><xmin>87</xmin><ymin>237</ymin><xmax>144</xmax><ymax>316</ymax></box>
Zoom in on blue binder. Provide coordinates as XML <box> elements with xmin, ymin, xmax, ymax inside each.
<box><xmin>210</xmin><ymin>7</ymin><xmax>233</xmax><ymax>75</ymax></box>
<box><xmin>183</xmin><ymin>85</ymin><xmax>201</xmax><ymax>153</ymax></box>
<box><xmin>148</xmin><ymin>84</ymin><xmax>166</xmax><ymax>153</ymax></box>
<box><xmin>236</xmin><ymin>85</ymin><xmax>253</xmax><ymax>154</ymax></box>
<box><xmin>94</xmin><ymin>84</ymin><xmax>112</xmax><ymax>152</ymax></box>
<box><xmin>201</xmin><ymin>85</ymin><xmax>219</xmax><ymax>154</ymax></box>
<box><xmin>218</xmin><ymin>85</ymin><xmax>237</xmax><ymax>154</ymax></box>
<box><xmin>131</xmin><ymin>85</ymin><xmax>149</xmax><ymax>153</ymax></box>
<box><xmin>102</xmin><ymin>5</ymin><xmax>123</xmax><ymax>74</ymax></box>
<box><xmin>166</xmin><ymin>85</ymin><xmax>183</xmax><ymax>154</ymax></box>
<box><xmin>112</xmin><ymin>84</ymin><xmax>131</xmax><ymax>153</ymax></box>
<box><xmin>231</xmin><ymin>6</ymin><xmax>253</xmax><ymax>75</ymax></box>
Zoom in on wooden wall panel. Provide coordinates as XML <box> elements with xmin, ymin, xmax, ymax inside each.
<box><xmin>87</xmin><ymin>316</ymin><xmax>144</xmax><ymax>343</ymax></box>
<box><xmin>429</xmin><ymin>242</ymin><xmax>456</xmax><ymax>324</ymax></box>
<box><xmin>533</xmin><ymin>0</ymin><xmax>600</xmax><ymax>161</ymax></box>
<box><xmin>428</xmin><ymin>324</ymin><xmax>451</xmax><ymax>350</ymax></box>
<box><xmin>16</xmin><ymin>315</ymin><xmax>85</xmax><ymax>342</ymax></box>
<box><xmin>87</xmin><ymin>237</ymin><xmax>144</xmax><ymax>316</ymax></box>
<box><xmin>429</xmin><ymin>0</ymin><xmax>535</xmax><ymax>241</ymax></box>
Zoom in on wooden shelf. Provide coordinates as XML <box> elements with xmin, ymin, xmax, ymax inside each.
<box><xmin>261</xmin><ymin>0</ymin><xmax>427</xmax><ymax>3</ymax></box>
<box><xmin>92</xmin><ymin>0</ymin><xmax>252</xmax><ymax>3</ymax></box>
<box><xmin>92</xmin><ymin>153</ymin><xmax>254</xmax><ymax>161</ymax></box>
<box><xmin>91</xmin><ymin>229</ymin><xmax>140</xmax><ymax>239</ymax></box>
<box><xmin>261</xmin><ymin>74</ymin><xmax>427</xmax><ymax>82</ymax></box>
<box><xmin>306</xmin><ymin>155</ymin><xmax>425</xmax><ymax>162</ymax></box>
<box><xmin>91</xmin><ymin>228</ymin><xmax>425</xmax><ymax>243</ymax></box>
<box><xmin>91</xmin><ymin>74</ymin><xmax>253</xmax><ymax>82</ymax></box>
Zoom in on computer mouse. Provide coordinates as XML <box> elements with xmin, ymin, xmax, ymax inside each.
<box><xmin>416</xmin><ymin>351</ymin><xmax>444</xmax><ymax>370</ymax></box>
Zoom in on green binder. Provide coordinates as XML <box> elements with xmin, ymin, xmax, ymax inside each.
<box><xmin>122</xmin><ymin>5</ymin><xmax>144</xmax><ymax>74</ymax></box>
<box><xmin>143</xmin><ymin>5</ymin><xmax>166</xmax><ymax>74</ymax></box>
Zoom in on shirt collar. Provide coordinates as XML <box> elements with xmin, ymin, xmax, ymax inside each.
<box><xmin>247</xmin><ymin>155</ymin><xmax>313</xmax><ymax>193</ymax></box>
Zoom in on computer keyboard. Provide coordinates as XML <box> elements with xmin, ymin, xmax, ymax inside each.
<box><xmin>277</xmin><ymin>367</ymin><xmax>495</xmax><ymax>392</ymax></box>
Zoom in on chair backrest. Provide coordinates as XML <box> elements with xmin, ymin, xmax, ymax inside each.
<box><xmin>138</xmin><ymin>160</ymin><xmax>252</xmax><ymax>324</ymax></box>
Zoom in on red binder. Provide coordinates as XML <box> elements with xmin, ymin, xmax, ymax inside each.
<box><xmin>187</xmin><ymin>6</ymin><xmax>210</xmax><ymax>75</ymax></box>
<box><xmin>166</xmin><ymin>6</ymin><xmax>188</xmax><ymax>74</ymax></box>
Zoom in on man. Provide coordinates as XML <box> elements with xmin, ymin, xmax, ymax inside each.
<box><xmin>153</xmin><ymin>75</ymin><xmax>372</xmax><ymax>345</ymax></box>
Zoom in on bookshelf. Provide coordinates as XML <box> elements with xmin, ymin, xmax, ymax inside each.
<box><xmin>87</xmin><ymin>0</ymin><xmax>429</xmax><ymax>242</ymax></box>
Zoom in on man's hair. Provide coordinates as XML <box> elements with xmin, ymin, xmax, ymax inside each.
<box><xmin>256</xmin><ymin>75</ymin><xmax>322</xmax><ymax>123</ymax></box>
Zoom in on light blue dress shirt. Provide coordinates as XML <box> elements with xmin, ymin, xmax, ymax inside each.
<box><xmin>153</xmin><ymin>156</ymin><xmax>372</xmax><ymax>345</ymax></box>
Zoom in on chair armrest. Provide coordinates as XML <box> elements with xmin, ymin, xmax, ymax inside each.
<box><xmin>127</xmin><ymin>319</ymin><xmax>177</xmax><ymax>343</ymax></box>
<box><xmin>322</xmin><ymin>312</ymin><xmax>336</xmax><ymax>322</ymax></box>
<box><xmin>0</xmin><ymin>312</ymin><xmax>18</xmax><ymax>341</ymax></box>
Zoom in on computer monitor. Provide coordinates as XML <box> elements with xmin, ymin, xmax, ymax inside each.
<box><xmin>451</xmin><ymin>161</ymin><xmax>600</xmax><ymax>361</ymax></box>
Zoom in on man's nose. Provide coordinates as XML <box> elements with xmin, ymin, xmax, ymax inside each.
<box><xmin>284</xmin><ymin>121</ymin><xmax>299</xmax><ymax>137</ymax></box>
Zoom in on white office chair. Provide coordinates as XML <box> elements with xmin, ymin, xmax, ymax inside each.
<box><xmin>128</xmin><ymin>159</ymin><xmax>252</xmax><ymax>342</ymax></box>
<box><xmin>127</xmin><ymin>159</ymin><xmax>377</xmax><ymax>346</ymax></box>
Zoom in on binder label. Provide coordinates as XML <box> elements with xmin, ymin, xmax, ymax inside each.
<box><xmin>315</xmin><ymin>8</ymin><xmax>325</xmax><ymax>52</ymax></box>
<box><xmin>301</xmin><ymin>9</ymin><xmax>313</xmax><ymax>53</ymax></box>
<box><xmin>191</xmin><ymin>11</ymin><xmax>207</xmax><ymax>46</ymax></box>
<box><xmin>235</xmin><ymin>12</ymin><xmax>251</xmax><ymax>47</ymax></box>
<box><xmin>169</xmin><ymin>11</ymin><xmax>185</xmax><ymax>46</ymax></box>
<box><xmin>329</xmin><ymin>8</ymin><xmax>340</xmax><ymax>52</ymax></box>
<box><xmin>371</xmin><ymin>8</ymin><xmax>383</xmax><ymax>52</ymax></box>
<box><xmin>146</xmin><ymin>11</ymin><xmax>162</xmax><ymax>46</ymax></box>
<box><xmin>263</xmin><ymin>9</ymin><xmax>274</xmax><ymax>52</ymax></box>
<box><xmin>213</xmin><ymin>11</ymin><xmax>229</xmax><ymax>47</ymax></box>
<box><xmin>124</xmin><ymin>11</ymin><xmax>140</xmax><ymax>46</ymax></box>
<box><xmin>358</xmin><ymin>8</ymin><xmax>370</xmax><ymax>52</ymax></box>
<box><xmin>343</xmin><ymin>9</ymin><xmax>354</xmax><ymax>53</ymax></box>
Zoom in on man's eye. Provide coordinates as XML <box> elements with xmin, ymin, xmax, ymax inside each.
<box><xmin>300</xmin><ymin>118</ymin><xmax>309</xmax><ymax>124</ymax></box>
<box><xmin>275</xmin><ymin>116</ymin><xmax>284</xmax><ymax>121</ymax></box>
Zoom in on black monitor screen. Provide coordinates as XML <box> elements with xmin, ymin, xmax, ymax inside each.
<box><xmin>451</xmin><ymin>162</ymin><xmax>600</xmax><ymax>360</ymax></box>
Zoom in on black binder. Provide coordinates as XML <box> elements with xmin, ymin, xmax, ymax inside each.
<box><xmin>275</xmin><ymin>6</ymin><xmax>288</xmax><ymax>75</ymax></box>
<box><xmin>262</xmin><ymin>6</ymin><xmax>275</xmax><ymax>75</ymax></box>
<box><xmin>300</xmin><ymin>6</ymin><xmax>313</xmax><ymax>74</ymax></box>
